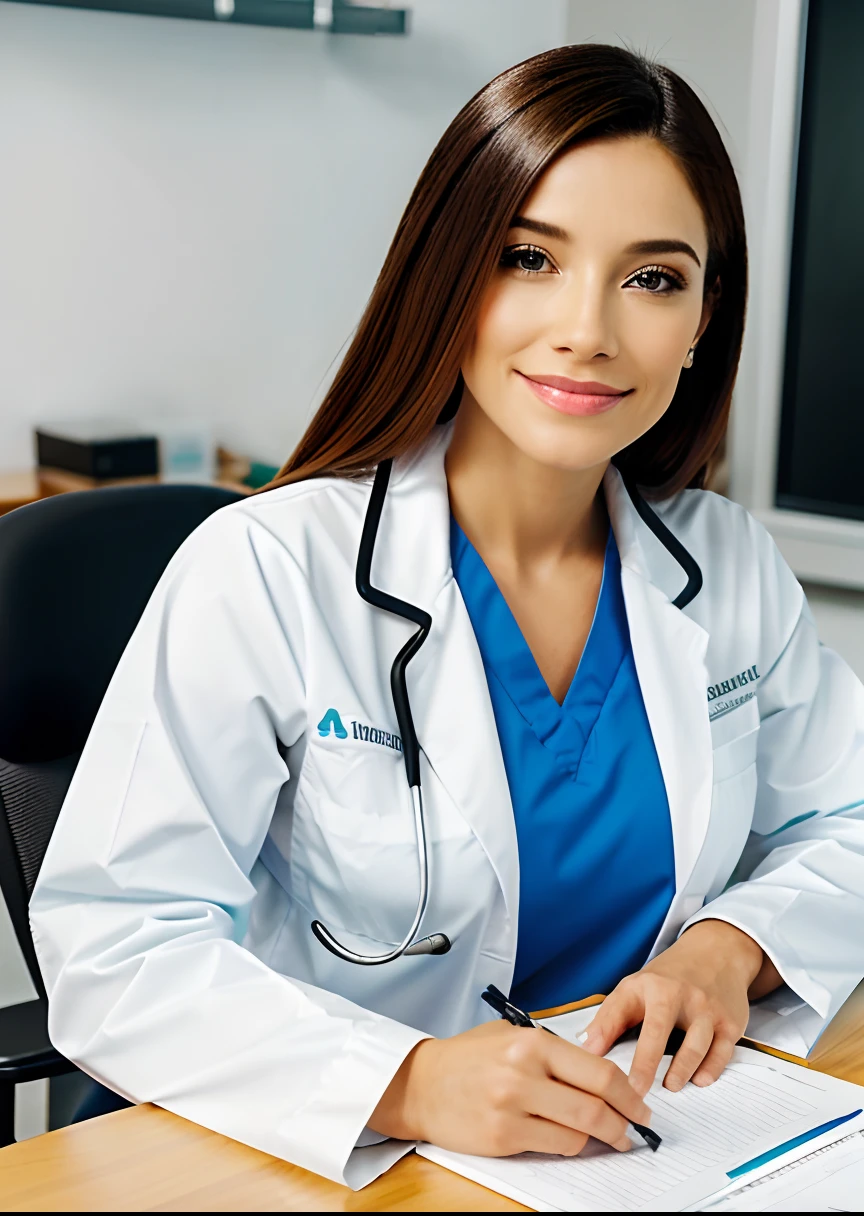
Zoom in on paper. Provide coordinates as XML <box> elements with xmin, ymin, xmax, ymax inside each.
<box><xmin>702</xmin><ymin>1123</ymin><xmax>864</xmax><ymax>1211</ymax></box>
<box><xmin>417</xmin><ymin>1045</ymin><xmax>864</xmax><ymax>1213</ymax></box>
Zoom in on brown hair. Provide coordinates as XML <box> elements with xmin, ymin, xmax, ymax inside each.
<box><xmin>265</xmin><ymin>43</ymin><xmax>746</xmax><ymax>498</ymax></box>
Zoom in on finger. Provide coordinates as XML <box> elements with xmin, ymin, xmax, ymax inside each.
<box><xmin>662</xmin><ymin>1016</ymin><xmax>715</xmax><ymax>1091</ymax></box>
<box><xmin>580</xmin><ymin>986</ymin><xmax>646</xmax><ymax>1057</ymax></box>
<box><xmin>690</xmin><ymin>1033</ymin><xmax>737</xmax><ymax>1087</ymax></box>
<box><xmin>519</xmin><ymin>1116</ymin><xmax>595</xmax><ymax>1157</ymax></box>
<box><xmin>543</xmin><ymin>1037</ymin><xmax>652</xmax><ymax>1126</ymax></box>
<box><xmin>522</xmin><ymin>1078</ymin><xmax>632</xmax><ymax>1151</ymax></box>
<box><xmin>629</xmin><ymin>1005</ymin><xmax>679</xmax><ymax>1098</ymax></box>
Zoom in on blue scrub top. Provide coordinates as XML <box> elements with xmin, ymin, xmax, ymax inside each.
<box><xmin>450</xmin><ymin>515</ymin><xmax>676</xmax><ymax>1012</ymax></box>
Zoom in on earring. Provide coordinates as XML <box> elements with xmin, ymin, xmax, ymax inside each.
<box><xmin>684</xmin><ymin>346</ymin><xmax>696</xmax><ymax>369</ymax></box>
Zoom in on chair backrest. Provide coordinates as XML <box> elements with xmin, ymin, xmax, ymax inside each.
<box><xmin>0</xmin><ymin>483</ymin><xmax>245</xmax><ymax>994</ymax></box>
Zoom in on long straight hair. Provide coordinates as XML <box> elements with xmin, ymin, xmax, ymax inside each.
<box><xmin>265</xmin><ymin>44</ymin><xmax>747</xmax><ymax>499</ymax></box>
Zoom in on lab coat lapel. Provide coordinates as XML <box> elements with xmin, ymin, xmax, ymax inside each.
<box><xmin>412</xmin><ymin>579</ymin><xmax>520</xmax><ymax>930</ymax></box>
<box><xmin>605</xmin><ymin>469</ymin><xmax>714</xmax><ymax>944</ymax></box>
<box><xmin>376</xmin><ymin>429</ymin><xmax>520</xmax><ymax>933</ymax></box>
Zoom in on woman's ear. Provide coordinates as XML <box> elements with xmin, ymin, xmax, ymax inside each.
<box><xmin>694</xmin><ymin>275</ymin><xmax>722</xmax><ymax>346</ymax></box>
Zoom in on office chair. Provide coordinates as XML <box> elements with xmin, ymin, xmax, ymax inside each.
<box><xmin>0</xmin><ymin>482</ymin><xmax>244</xmax><ymax>1145</ymax></box>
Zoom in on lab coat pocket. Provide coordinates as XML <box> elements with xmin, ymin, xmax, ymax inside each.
<box><xmin>290</xmin><ymin>743</ymin><xmax>423</xmax><ymax>945</ymax></box>
<box><xmin>711</xmin><ymin>722</ymin><xmax>759</xmax><ymax>783</ymax></box>
<box><xmin>709</xmin><ymin>694</ymin><xmax>760</xmax><ymax>770</ymax></box>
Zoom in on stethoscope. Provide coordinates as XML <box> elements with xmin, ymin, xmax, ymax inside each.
<box><xmin>311</xmin><ymin>457</ymin><xmax>703</xmax><ymax>966</ymax></box>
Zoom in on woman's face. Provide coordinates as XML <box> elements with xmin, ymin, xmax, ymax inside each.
<box><xmin>460</xmin><ymin>135</ymin><xmax>715</xmax><ymax>474</ymax></box>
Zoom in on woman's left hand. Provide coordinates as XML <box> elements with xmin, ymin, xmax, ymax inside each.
<box><xmin>580</xmin><ymin>919</ymin><xmax>782</xmax><ymax>1098</ymax></box>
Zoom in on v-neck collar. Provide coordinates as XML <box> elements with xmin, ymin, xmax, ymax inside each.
<box><xmin>449</xmin><ymin>518</ymin><xmax>626</xmax><ymax>777</ymax></box>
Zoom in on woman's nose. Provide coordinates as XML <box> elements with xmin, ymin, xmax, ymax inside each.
<box><xmin>545</xmin><ymin>274</ymin><xmax>619</xmax><ymax>362</ymax></box>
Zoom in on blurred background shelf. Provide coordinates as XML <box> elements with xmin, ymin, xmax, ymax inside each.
<box><xmin>0</xmin><ymin>463</ymin><xmax>255</xmax><ymax>517</ymax></box>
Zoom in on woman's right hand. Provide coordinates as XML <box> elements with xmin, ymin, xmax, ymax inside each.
<box><xmin>368</xmin><ymin>1020</ymin><xmax>653</xmax><ymax>1156</ymax></box>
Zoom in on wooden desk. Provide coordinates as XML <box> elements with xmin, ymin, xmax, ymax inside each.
<box><xmin>1</xmin><ymin>982</ymin><xmax>862</xmax><ymax>1212</ymax></box>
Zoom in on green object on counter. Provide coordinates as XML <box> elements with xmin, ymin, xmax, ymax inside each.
<box><xmin>243</xmin><ymin>462</ymin><xmax>281</xmax><ymax>490</ymax></box>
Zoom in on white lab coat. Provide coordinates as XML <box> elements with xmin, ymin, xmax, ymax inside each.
<box><xmin>29</xmin><ymin>422</ymin><xmax>864</xmax><ymax>1188</ymax></box>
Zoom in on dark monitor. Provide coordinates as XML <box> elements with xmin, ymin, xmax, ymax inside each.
<box><xmin>776</xmin><ymin>0</ymin><xmax>864</xmax><ymax>521</ymax></box>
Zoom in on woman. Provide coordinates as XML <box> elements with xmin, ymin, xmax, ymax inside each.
<box><xmin>30</xmin><ymin>44</ymin><xmax>864</xmax><ymax>1188</ymax></box>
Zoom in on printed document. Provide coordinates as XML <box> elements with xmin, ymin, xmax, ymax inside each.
<box><xmin>416</xmin><ymin>1043</ymin><xmax>864</xmax><ymax>1212</ymax></box>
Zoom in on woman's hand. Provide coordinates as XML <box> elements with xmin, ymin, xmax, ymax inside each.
<box><xmin>369</xmin><ymin>1019</ymin><xmax>652</xmax><ymax>1157</ymax></box>
<box><xmin>581</xmin><ymin>919</ymin><xmax>782</xmax><ymax>1097</ymax></box>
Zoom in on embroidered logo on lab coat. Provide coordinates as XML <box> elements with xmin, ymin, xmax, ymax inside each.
<box><xmin>707</xmin><ymin>665</ymin><xmax>760</xmax><ymax>721</ymax></box>
<box><xmin>317</xmin><ymin>708</ymin><xmax>348</xmax><ymax>739</ymax></box>
<box><xmin>316</xmin><ymin>708</ymin><xmax>402</xmax><ymax>752</ymax></box>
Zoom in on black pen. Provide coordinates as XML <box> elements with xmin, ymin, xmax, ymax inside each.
<box><xmin>481</xmin><ymin>984</ymin><xmax>661</xmax><ymax>1152</ymax></box>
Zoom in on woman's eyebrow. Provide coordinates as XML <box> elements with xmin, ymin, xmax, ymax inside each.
<box><xmin>508</xmin><ymin>218</ymin><xmax>702</xmax><ymax>269</ymax></box>
<box><xmin>510</xmin><ymin>215</ymin><xmax>570</xmax><ymax>241</ymax></box>
<box><xmin>625</xmin><ymin>238</ymin><xmax>702</xmax><ymax>267</ymax></box>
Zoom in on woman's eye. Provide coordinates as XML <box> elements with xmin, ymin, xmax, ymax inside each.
<box><xmin>500</xmin><ymin>244</ymin><xmax>555</xmax><ymax>275</ymax></box>
<box><xmin>626</xmin><ymin>266</ymin><xmax>685</xmax><ymax>294</ymax></box>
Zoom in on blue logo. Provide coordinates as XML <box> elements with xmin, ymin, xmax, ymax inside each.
<box><xmin>317</xmin><ymin>708</ymin><xmax>348</xmax><ymax>739</ymax></box>
<box><xmin>315</xmin><ymin>707</ymin><xmax>403</xmax><ymax>752</ymax></box>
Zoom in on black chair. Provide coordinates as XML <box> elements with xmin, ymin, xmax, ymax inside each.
<box><xmin>0</xmin><ymin>483</ymin><xmax>244</xmax><ymax>1145</ymax></box>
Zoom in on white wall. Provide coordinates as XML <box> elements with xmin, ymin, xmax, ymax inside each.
<box><xmin>0</xmin><ymin>0</ymin><xmax>568</xmax><ymax>473</ymax></box>
<box><xmin>567</xmin><ymin>0</ymin><xmax>757</xmax><ymax>178</ymax></box>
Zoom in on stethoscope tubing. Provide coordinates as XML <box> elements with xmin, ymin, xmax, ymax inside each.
<box><xmin>355</xmin><ymin>459</ymin><xmax>429</xmax><ymax>788</ymax></box>
<box><xmin>311</xmin><ymin>459</ymin><xmax>451</xmax><ymax>963</ymax></box>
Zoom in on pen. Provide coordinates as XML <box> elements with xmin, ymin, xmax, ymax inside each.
<box><xmin>481</xmin><ymin>984</ymin><xmax>662</xmax><ymax>1152</ymax></box>
<box><xmin>725</xmin><ymin>1107</ymin><xmax>862</xmax><ymax>1180</ymax></box>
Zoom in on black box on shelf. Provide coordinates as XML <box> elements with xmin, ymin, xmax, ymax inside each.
<box><xmin>35</xmin><ymin>422</ymin><xmax>159</xmax><ymax>479</ymax></box>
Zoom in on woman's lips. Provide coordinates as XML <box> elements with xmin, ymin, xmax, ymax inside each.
<box><xmin>516</xmin><ymin>370</ymin><xmax>633</xmax><ymax>416</ymax></box>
